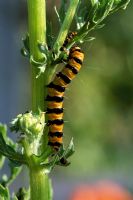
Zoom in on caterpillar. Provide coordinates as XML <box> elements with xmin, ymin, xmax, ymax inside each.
<box><xmin>64</xmin><ymin>32</ymin><xmax>77</xmax><ymax>45</ymax></box>
<box><xmin>61</xmin><ymin>31</ymin><xmax>77</xmax><ymax>51</ymax></box>
<box><xmin>46</xmin><ymin>45</ymin><xmax>84</xmax><ymax>152</ymax></box>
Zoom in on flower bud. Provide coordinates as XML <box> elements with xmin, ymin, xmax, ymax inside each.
<box><xmin>10</xmin><ymin>111</ymin><xmax>45</xmax><ymax>138</ymax></box>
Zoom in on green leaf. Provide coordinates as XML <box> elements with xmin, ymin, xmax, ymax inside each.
<box><xmin>36</xmin><ymin>65</ymin><xmax>47</xmax><ymax>78</ymax></box>
<box><xmin>46</xmin><ymin>21</ymin><xmax>55</xmax><ymax>49</ymax></box>
<box><xmin>42</xmin><ymin>154</ymin><xmax>59</xmax><ymax>173</ymax></box>
<box><xmin>0</xmin><ymin>133</ymin><xmax>26</xmax><ymax>165</ymax></box>
<box><xmin>43</xmin><ymin>138</ymin><xmax>75</xmax><ymax>170</ymax></box>
<box><xmin>29</xmin><ymin>56</ymin><xmax>47</xmax><ymax>77</ymax></box>
<box><xmin>0</xmin><ymin>124</ymin><xmax>7</xmax><ymax>169</ymax></box>
<box><xmin>54</xmin><ymin>6</ymin><xmax>61</xmax><ymax>25</ymax></box>
<box><xmin>75</xmin><ymin>0</ymin><xmax>130</xmax><ymax>44</ymax></box>
<box><xmin>40</xmin><ymin>139</ymin><xmax>75</xmax><ymax>170</ymax></box>
<box><xmin>12</xmin><ymin>196</ymin><xmax>18</xmax><ymax>200</ymax></box>
<box><xmin>82</xmin><ymin>36</ymin><xmax>95</xmax><ymax>42</ymax></box>
<box><xmin>55</xmin><ymin>139</ymin><xmax>75</xmax><ymax>166</ymax></box>
<box><xmin>0</xmin><ymin>124</ymin><xmax>7</xmax><ymax>139</ymax></box>
<box><xmin>62</xmin><ymin>138</ymin><xmax>75</xmax><ymax>159</ymax></box>
<box><xmin>91</xmin><ymin>0</ymin><xmax>99</xmax><ymax>6</ymax></box>
<box><xmin>58</xmin><ymin>0</ymin><xmax>68</xmax><ymax>24</ymax></box>
<box><xmin>93</xmin><ymin>0</ymin><xmax>114</xmax><ymax>24</ymax></box>
<box><xmin>0</xmin><ymin>184</ymin><xmax>10</xmax><ymax>200</ymax></box>
<box><xmin>30</xmin><ymin>56</ymin><xmax>46</xmax><ymax>67</ymax></box>
<box><xmin>10</xmin><ymin>114</ymin><xmax>22</xmax><ymax>133</ymax></box>
<box><xmin>1</xmin><ymin>162</ymin><xmax>22</xmax><ymax>187</ymax></box>
<box><xmin>56</xmin><ymin>138</ymin><xmax>75</xmax><ymax>160</ymax></box>
<box><xmin>111</xmin><ymin>0</ymin><xmax>130</xmax><ymax>13</ymax></box>
<box><xmin>15</xmin><ymin>187</ymin><xmax>30</xmax><ymax>200</ymax></box>
<box><xmin>38</xmin><ymin>147</ymin><xmax>53</xmax><ymax>164</ymax></box>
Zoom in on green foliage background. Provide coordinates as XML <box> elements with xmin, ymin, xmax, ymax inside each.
<box><xmin>53</xmin><ymin>1</ymin><xmax>133</xmax><ymax>176</ymax></box>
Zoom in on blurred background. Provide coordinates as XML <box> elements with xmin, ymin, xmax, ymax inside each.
<box><xmin>0</xmin><ymin>0</ymin><xmax>133</xmax><ymax>199</ymax></box>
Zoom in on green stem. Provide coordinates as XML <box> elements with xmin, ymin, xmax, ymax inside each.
<box><xmin>29</xmin><ymin>166</ymin><xmax>49</xmax><ymax>200</ymax></box>
<box><xmin>53</xmin><ymin>0</ymin><xmax>79</xmax><ymax>51</ymax></box>
<box><xmin>27</xmin><ymin>0</ymin><xmax>46</xmax><ymax>59</ymax></box>
<box><xmin>31</xmin><ymin>69</ymin><xmax>45</xmax><ymax>112</ymax></box>
<box><xmin>26</xmin><ymin>1</ymin><xmax>80</xmax><ymax>199</ymax></box>
<box><xmin>27</xmin><ymin>1</ymin><xmax>51</xmax><ymax>200</ymax></box>
<box><xmin>27</xmin><ymin>0</ymin><xmax>46</xmax><ymax>112</ymax></box>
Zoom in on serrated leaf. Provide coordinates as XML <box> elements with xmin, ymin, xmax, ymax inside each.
<box><xmin>41</xmin><ymin>140</ymin><xmax>75</xmax><ymax>170</ymax></box>
<box><xmin>57</xmin><ymin>145</ymin><xmax>65</xmax><ymax>158</ymax></box>
<box><xmin>93</xmin><ymin>0</ymin><xmax>114</xmax><ymax>23</ymax></box>
<box><xmin>0</xmin><ymin>133</ymin><xmax>26</xmax><ymax>165</ymax></box>
<box><xmin>75</xmin><ymin>0</ymin><xmax>130</xmax><ymax>44</ymax></box>
<box><xmin>63</xmin><ymin>138</ymin><xmax>75</xmax><ymax>159</ymax></box>
<box><xmin>55</xmin><ymin>139</ymin><xmax>75</xmax><ymax>166</ymax></box>
<box><xmin>0</xmin><ymin>184</ymin><xmax>10</xmax><ymax>200</ymax></box>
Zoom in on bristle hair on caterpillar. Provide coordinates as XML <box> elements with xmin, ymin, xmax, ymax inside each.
<box><xmin>46</xmin><ymin>45</ymin><xmax>84</xmax><ymax>152</ymax></box>
<box><xmin>45</xmin><ymin>32</ymin><xmax>84</xmax><ymax>152</ymax></box>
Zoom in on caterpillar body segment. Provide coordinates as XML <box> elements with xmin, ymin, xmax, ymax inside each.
<box><xmin>46</xmin><ymin>46</ymin><xmax>84</xmax><ymax>151</ymax></box>
<box><xmin>61</xmin><ymin>32</ymin><xmax>77</xmax><ymax>51</ymax></box>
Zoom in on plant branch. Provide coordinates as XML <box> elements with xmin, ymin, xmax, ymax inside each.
<box><xmin>26</xmin><ymin>1</ymin><xmax>51</xmax><ymax>200</ymax></box>
<box><xmin>30</xmin><ymin>167</ymin><xmax>50</xmax><ymax>200</ymax></box>
<box><xmin>27</xmin><ymin>0</ymin><xmax>46</xmax><ymax>112</ymax></box>
<box><xmin>53</xmin><ymin>0</ymin><xmax>79</xmax><ymax>51</ymax></box>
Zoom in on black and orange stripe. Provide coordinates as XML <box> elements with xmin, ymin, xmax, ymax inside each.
<box><xmin>46</xmin><ymin>46</ymin><xmax>84</xmax><ymax>151</ymax></box>
<box><xmin>60</xmin><ymin>31</ymin><xmax>77</xmax><ymax>51</ymax></box>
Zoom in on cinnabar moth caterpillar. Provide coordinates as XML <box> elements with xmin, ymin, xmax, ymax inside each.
<box><xmin>46</xmin><ymin>45</ymin><xmax>84</xmax><ymax>152</ymax></box>
<box><xmin>60</xmin><ymin>31</ymin><xmax>77</xmax><ymax>51</ymax></box>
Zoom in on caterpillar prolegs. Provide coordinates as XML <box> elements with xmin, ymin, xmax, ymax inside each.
<box><xmin>46</xmin><ymin>45</ymin><xmax>84</xmax><ymax>152</ymax></box>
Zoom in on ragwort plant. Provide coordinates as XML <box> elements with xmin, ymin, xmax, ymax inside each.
<box><xmin>0</xmin><ymin>0</ymin><xmax>130</xmax><ymax>199</ymax></box>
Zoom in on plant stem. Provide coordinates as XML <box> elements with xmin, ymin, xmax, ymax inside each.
<box><xmin>29</xmin><ymin>166</ymin><xmax>49</xmax><ymax>200</ymax></box>
<box><xmin>27</xmin><ymin>0</ymin><xmax>46</xmax><ymax>112</ymax></box>
<box><xmin>26</xmin><ymin>1</ymin><xmax>80</xmax><ymax>199</ymax></box>
<box><xmin>27</xmin><ymin>1</ymin><xmax>51</xmax><ymax>200</ymax></box>
<box><xmin>53</xmin><ymin>0</ymin><xmax>79</xmax><ymax>51</ymax></box>
<box><xmin>31</xmin><ymin>68</ymin><xmax>45</xmax><ymax>112</ymax></box>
